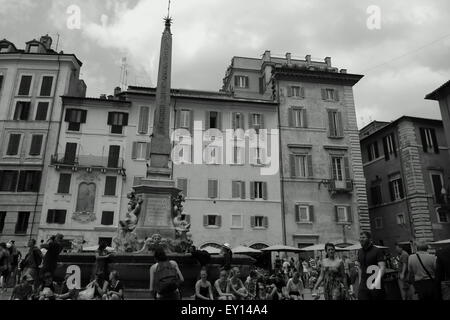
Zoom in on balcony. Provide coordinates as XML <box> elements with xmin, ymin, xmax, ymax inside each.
<box><xmin>326</xmin><ymin>179</ymin><xmax>354</xmax><ymax>194</ymax></box>
<box><xmin>50</xmin><ymin>154</ymin><xmax>126</xmax><ymax>176</ymax></box>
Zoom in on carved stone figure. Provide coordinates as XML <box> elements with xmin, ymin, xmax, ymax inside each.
<box><xmin>113</xmin><ymin>190</ymin><xmax>142</xmax><ymax>253</ymax></box>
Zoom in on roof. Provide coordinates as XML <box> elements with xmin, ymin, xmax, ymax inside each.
<box><xmin>425</xmin><ymin>80</ymin><xmax>450</xmax><ymax>101</ymax></box>
<box><xmin>62</xmin><ymin>96</ymin><xmax>131</xmax><ymax>106</ymax></box>
<box><xmin>273</xmin><ymin>66</ymin><xmax>364</xmax><ymax>86</ymax></box>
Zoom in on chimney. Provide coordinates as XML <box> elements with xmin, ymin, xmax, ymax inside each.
<box><xmin>40</xmin><ymin>34</ymin><xmax>52</xmax><ymax>51</ymax></box>
<box><xmin>263</xmin><ymin>50</ymin><xmax>271</xmax><ymax>62</ymax></box>
<box><xmin>114</xmin><ymin>87</ymin><xmax>122</xmax><ymax>96</ymax></box>
<box><xmin>107</xmin><ymin>95</ymin><xmax>114</xmax><ymax>100</ymax></box>
<box><xmin>340</xmin><ymin>69</ymin><xmax>347</xmax><ymax>74</ymax></box>
<box><xmin>305</xmin><ymin>55</ymin><xmax>311</xmax><ymax>65</ymax></box>
<box><xmin>100</xmin><ymin>94</ymin><xmax>107</xmax><ymax>100</ymax></box>
<box><xmin>286</xmin><ymin>53</ymin><xmax>292</xmax><ymax>65</ymax></box>
<box><xmin>325</xmin><ymin>57</ymin><xmax>332</xmax><ymax>67</ymax></box>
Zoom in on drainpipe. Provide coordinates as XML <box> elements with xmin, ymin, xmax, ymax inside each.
<box><xmin>29</xmin><ymin>54</ymin><xmax>62</xmax><ymax>242</ymax></box>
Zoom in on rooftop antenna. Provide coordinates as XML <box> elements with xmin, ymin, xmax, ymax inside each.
<box><xmin>167</xmin><ymin>0</ymin><xmax>171</xmax><ymax>18</ymax></box>
<box><xmin>120</xmin><ymin>57</ymin><xmax>128</xmax><ymax>91</ymax></box>
<box><xmin>55</xmin><ymin>33</ymin><xmax>60</xmax><ymax>51</ymax></box>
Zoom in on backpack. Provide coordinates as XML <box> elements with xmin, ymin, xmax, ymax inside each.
<box><xmin>154</xmin><ymin>261</ymin><xmax>179</xmax><ymax>295</ymax></box>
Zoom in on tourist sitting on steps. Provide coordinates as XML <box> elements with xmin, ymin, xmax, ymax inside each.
<box><xmin>103</xmin><ymin>270</ymin><xmax>124</xmax><ymax>300</ymax></box>
<box><xmin>10</xmin><ymin>275</ymin><xmax>33</xmax><ymax>300</ymax></box>
<box><xmin>195</xmin><ymin>269</ymin><xmax>214</xmax><ymax>300</ymax></box>
<box><xmin>214</xmin><ymin>269</ymin><xmax>234</xmax><ymax>300</ymax></box>
<box><xmin>229</xmin><ymin>267</ymin><xmax>248</xmax><ymax>300</ymax></box>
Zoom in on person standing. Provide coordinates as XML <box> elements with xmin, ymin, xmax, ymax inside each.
<box><xmin>395</xmin><ymin>243</ymin><xmax>413</xmax><ymax>300</ymax></box>
<box><xmin>312</xmin><ymin>243</ymin><xmax>348</xmax><ymax>300</ymax></box>
<box><xmin>40</xmin><ymin>234</ymin><xmax>64</xmax><ymax>279</ymax></box>
<box><xmin>408</xmin><ymin>241</ymin><xmax>439</xmax><ymax>300</ymax></box>
<box><xmin>150</xmin><ymin>247</ymin><xmax>184</xmax><ymax>300</ymax></box>
<box><xmin>94</xmin><ymin>242</ymin><xmax>112</xmax><ymax>280</ymax></box>
<box><xmin>0</xmin><ymin>243</ymin><xmax>11</xmax><ymax>292</ymax></box>
<box><xmin>357</xmin><ymin>232</ymin><xmax>386</xmax><ymax>300</ymax></box>
<box><xmin>436</xmin><ymin>245</ymin><xmax>450</xmax><ymax>300</ymax></box>
<box><xmin>7</xmin><ymin>241</ymin><xmax>21</xmax><ymax>288</ymax></box>
<box><xmin>221</xmin><ymin>243</ymin><xmax>233</xmax><ymax>274</ymax></box>
<box><xmin>20</xmin><ymin>239</ymin><xmax>42</xmax><ymax>288</ymax></box>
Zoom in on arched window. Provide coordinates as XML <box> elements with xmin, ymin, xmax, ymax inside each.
<box><xmin>76</xmin><ymin>182</ymin><xmax>96</xmax><ymax>213</ymax></box>
<box><xmin>250</xmin><ymin>243</ymin><xmax>269</xmax><ymax>250</ymax></box>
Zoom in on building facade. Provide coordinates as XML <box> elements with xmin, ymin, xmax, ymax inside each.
<box><xmin>360</xmin><ymin>116</ymin><xmax>450</xmax><ymax>250</ymax></box>
<box><xmin>222</xmin><ymin>51</ymin><xmax>369</xmax><ymax>248</ymax></box>
<box><xmin>0</xmin><ymin>36</ymin><xmax>85</xmax><ymax>249</ymax></box>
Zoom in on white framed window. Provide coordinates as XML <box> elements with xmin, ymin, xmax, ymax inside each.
<box><xmin>430</xmin><ymin>172</ymin><xmax>445</xmax><ymax>204</ymax></box>
<box><xmin>328</xmin><ymin>110</ymin><xmax>343</xmax><ymax>137</ymax></box>
<box><xmin>5</xmin><ymin>133</ymin><xmax>22</xmax><ymax>156</ymax></box>
<box><xmin>397</xmin><ymin>214</ymin><xmax>406</xmax><ymax>225</ymax></box>
<box><xmin>231</xmin><ymin>214</ymin><xmax>243</xmax><ymax>229</ymax></box>
<box><xmin>13</xmin><ymin>100</ymin><xmax>32</xmax><ymax>121</ymax></box>
<box><xmin>204</xmin><ymin>215</ymin><xmax>221</xmax><ymax>228</ymax></box>
<box><xmin>292</xmin><ymin>108</ymin><xmax>306</xmax><ymax>128</ymax></box>
<box><xmin>332</xmin><ymin>157</ymin><xmax>344</xmax><ymax>181</ymax></box>
<box><xmin>326</xmin><ymin>89</ymin><xmax>335</xmax><ymax>100</ymax></box>
<box><xmin>254</xmin><ymin>182</ymin><xmax>264</xmax><ymax>199</ymax></box>
<box><xmin>252</xmin><ymin>113</ymin><xmax>262</xmax><ymax>127</ymax></box>
<box><xmin>180</xmin><ymin>110</ymin><xmax>190</xmax><ymax>129</ymax></box>
<box><xmin>295</xmin><ymin>155</ymin><xmax>308</xmax><ymax>178</ymax></box>
<box><xmin>235</xmin><ymin>76</ymin><xmax>249</xmax><ymax>88</ymax></box>
<box><xmin>251</xmin><ymin>216</ymin><xmax>268</xmax><ymax>229</ymax></box>
<box><xmin>136</xmin><ymin>142</ymin><xmax>147</xmax><ymax>160</ymax></box>
<box><xmin>34</xmin><ymin>101</ymin><xmax>50</xmax><ymax>121</ymax></box>
<box><xmin>289</xmin><ymin>86</ymin><xmax>304</xmax><ymax>98</ymax></box>
<box><xmin>374</xmin><ymin>217</ymin><xmax>383</xmax><ymax>229</ymax></box>
<box><xmin>295</xmin><ymin>205</ymin><xmax>311</xmax><ymax>223</ymax></box>
<box><xmin>17</xmin><ymin>74</ymin><xmax>33</xmax><ymax>96</ymax></box>
<box><xmin>424</xmin><ymin>128</ymin><xmax>435</xmax><ymax>150</ymax></box>
<box><xmin>437</xmin><ymin>208</ymin><xmax>449</xmax><ymax>224</ymax></box>
<box><xmin>38</xmin><ymin>75</ymin><xmax>55</xmax><ymax>97</ymax></box>
<box><xmin>336</xmin><ymin>206</ymin><xmax>349</xmax><ymax>223</ymax></box>
<box><xmin>386</xmin><ymin>135</ymin><xmax>395</xmax><ymax>155</ymax></box>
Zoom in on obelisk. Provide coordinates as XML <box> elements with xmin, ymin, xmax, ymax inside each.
<box><xmin>133</xmin><ymin>16</ymin><xmax>181</xmax><ymax>240</ymax></box>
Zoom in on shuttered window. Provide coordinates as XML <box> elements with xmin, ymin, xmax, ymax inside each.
<box><xmin>108</xmin><ymin>112</ymin><xmax>129</xmax><ymax>134</ymax></box>
<box><xmin>232</xmin><ymin>181</ymin><xmax>246</xmax><ymax>199</ymax></box>
<box><xmin>13</xmin><ymin>101</ymin><xmax>31</xmax><ymax>120</ymax></box>
<box><xmin>108</xmin><ymin>145</ymin><xmax>120</xmax><ymax>168</ymax></box>
<box><xmin>335</xmin><ymin>206</ymin><xmax>353</xmax><ymax>223</ymax></box>
<box><xmin>57</xmin><ymin>173</ymin><xmax>72</xmax><ymax>194</ymax></box>
<box><xmin>15</xmin><ymin>212</ymin><xmax>30</xmax><ymax>234</ymax></box>
<box><xmin>101</xmin><ymin>211</ymin><xmax>114</xmax><ymax>226</ymax></box>
<box><xmin>18</xmin><ymin>75</ymin><xmax>32</xmax><ymax>96</ymax></box>
<box><xmin>40</xmin><ymin>76</ymin><xmax>54</xmax><ymax>96</ymax></box>
<box><xmin>232</xmin><ymin>112</ymin><xmax>245</xmax><ymax>130</ymax></box>
<box><xmin>46</xmin><ymin>210</ymin><xmax>67</xmax><ymax>224</ymax></box>
<box><xmin>389</xmin><ymin>177</ymin><xmax>404</xmax><ymax>201</ymax></box>
<box><xmin>295</xmin><ymin>205</ymin><xmax>315</xmax><ymax>223</ymax></box>
<box><xmin>204</xmin><ymin>215</ymin><xmax>221</xmax><ymax>227</ymax></box>
<box><xmin>104</xmin><ymin>176</ymin><xmax>117</xmax><ymax>196</ymax></box>
<box><xmin>6</xmin><ymin>134</ymin><xmax>21</xmax><ymax>156</ymax></box>
<box><xmin>65</xmin><ymin>109</ymin><xmax>87</xmax><ymax>131</ymax></box>
<box><xmin>138</xmin><ymin>106</ymin><xmax>150</xmax><ymax>134</ymax></box>
<box><xmin>321</xmin><ymin>88</ymin><xmax>339</xmax><ymax>101</ymax></box>
<box><xmin>0</xmin><ymin>171</ymin><xmax>18</xmax><ymax>192</ymax></box>
<box><xmin>251</xmin><ymin>216</ymin><xmax>269</xmax><ymax>228</ymax></box>
<box><xmin>235</xmin><ymin>76</ymin><xmax>249</xmax><ymax>88</ymax></box>
<box><xmin>29</xmin><ymin>135</ymin><xmax>43</xmax><ymax>156</ymax></box>
<box><xmin>208</xmin><ymin>180</ymin><xmax>218</xmax><ymax>199</ymax></box>
<box><xmin>290</xmin><ymin>154</ymin><xmax>313</xmax><ymax>178</ymax></box>
<box><xmin>289</xmin><ymin>108</ymin><xmax>307</xmax><ymax>128</ymax></box>
<box><xmin>327</xmin><ymin>110</ymin><xmax>343</xmax><ymax>138</ymax></box>
<box><xmin>250</xmin><ymin>182</ymin><xmax>268</xmax><ymax>200</ymax></box>
<box><xmin>287</xmin><ymin>86</ymin><xmax>305</xmax><ymax>98</ymax></box>
<box><xmin>35</xmin><ymin>102</ymin><xmax>49</xmax><ymax>121</ymax></box>
<box><xmin>17</xmin><ymin>171</ymin><xmax>41</xmax><ymax>192</ymax></box>
<box><xmin>249</xmin><ymin>113</ymin><xmax>265</xmax><ymax>129</ymax></box>
<box><xmin>420</xmin><ymin>128</ymin><xmax>439</xmax><ymax>154</ymax></box>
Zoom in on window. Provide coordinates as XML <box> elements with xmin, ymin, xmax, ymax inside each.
<box><xmin>231</xmin><ymin>215</ymin><xmax>243</xmax><ymax>229</ymax></box>
<box><xmin>370</xmin><ymin>185</ymin><xmax>382</xmax><ymax>206</ymax></box>
<box><xmin>383</xmin><ymin>134</ymin><xmax>397</xmax><ymax>160</ymax></box>
<box><xmin>288</xmin><ymin>86</ymin><xmax>305</xmax><ymax>98</ymax></box>
<box><xmin>17</xmin><ymin>171</ymin><xmax>41</xmax><ymax>192</ymax></box>
<box><xmin>251</xmin><ymin>216</ymin><xmax>268</xmax><ymax>229</ymax></box>
<box><xmin>29</xmin><ymin>135</ymin><xmax>43</xmax><ymax>156</ymax></box>
<box><xmin>0</xmin><ymin>46</ymin><xmax>8</xmax><ymax>53</ymax></box>
<box><xmin>295</xmin><ymin>205</ymin><xmax>314</xmax><ymax>223</ymax></box>
<box><xmin>374</xmin><ymin>217</ymin><xmax>383</xmax><ymax>229</ymax></box>
<box><xmin>108</xmin><ymin>145</ymin><xmax>120</xmax><ymax>168</ymax></box>
<box><xmin>132</xmin><ymin>142</ymin><xmax>149</xmax><ymax>161</ymax></box>
<box><xmin>57</xmin><ymin>173</ymin><xmax>72</xmax><ymax>194</ymax></box>
<box><xmin>290</xmin><ymin>154</ymin><xmax>312</xmax><ymax>178</ymax></box>
<box><xmin>0</xmin><ymin>171</ymin><xmax>18</xmax><ymax>192</ymax></box>
<box><xmin>251</xmin><ymin>181</ymin><xmax>267</xmax><ymax>200</ymax></box>
<box><xmin>327</xmin><ymin>110</ymin><xmax>343</xmax><ymax>137</ymax></box>
<box><xmin>232</xmin><ymin>181</ymin><xmax>246</xmax><ymax>199</ymax></box>
<box><xmin>0</xmin><ymin>212</ymin><xmax>6</xmax><ymax>234</ymax></box>
<box><xmin>204</xmin><ymin>215</ymin><xmax>221</xmax><ymax>228</ymax></box>
<box><xmin>180</xmin><ymin>110</ymin><xmax>191</xmax><ymax>129</ymax></box>
<box><xmin>46</xmin><ymin>210</ymin><xmax>67</xmax><ymax>224</ymax></box>
<box><xmin>431</xmin><ymin>173</ymin><xmax>445</xmax><ymax>204</ymax></box>
<box><xmin>28</xmin><ymin>44</ymin><xmax>39</xmax><ymax>53</ymax></box>
<box><xmin>232</xmin><ymin>143</ymin><xmax>245</xmax><ymax>165</ymax></box>
<box><xmin>437</xmin><ymin>208</ymin><xmax>449</xmax><ymax>224</ymax></box>
<box><xmin>104</xmin><ymin>177</ymin><xmax>117</xmax><ymax>196</ymax></box>
<box><xmin>108</xmin><ymin>112</ymin><xmax>128</xmax><ymax>134</ymax></box>
<box><xmin>335</xmin><ymin>206</ymin><xmax>353</xmax><ymax>224</ymax></box>
<box><xmin>291</xmin><ymin>108</ymin><xmax>307</xmax><ymax>128</ymax></box>
<box><xmin>13</xmin><ymin>101</ymin><xmax>31</xmax><ymax>120</ymax></box>
<box><xmin>18</xmin><ymin>75</ymin><xmax>32</xmax><ymax>96</ymax></box>
<box><xmin>389</xmin><ymin>175</ymin><xmax>404</xmax><ymax>201</ymax></box>
<box><xmin>235</xmin><ymin>76</ymin><xmax>249</xmax><ymax>88</ymax></box>
<box><xmin>98</xmin><ymin>237</ymin><xmax>113</xmax><ymax>247</ymax></box>
<box><xmin>138</xmin><ymin>106</ymin><xmax>150</xmax><ymax>134</ymax></box>
<box><xmin>0</xmin><ymin>75</ymin><xmax>4</xmax><ymax>94</ymax></box>
<box><xmin>6</xmin><ymin>134</ymin><xmax>21</xmax><ymax>156</ymax></box>
<box><xmin>35</xmin><ymin>102</ymin><xmax>49</xmax><ymax>121</ymax></box>
<box><xmin>39</xmin><ymin>76</ymin><xmax>53</xmax><ymax>96</ymax></box>
<box><xmin>65</xmin><ymin>109</ymin><xmax>87</xmax><ymax>132</ymax></box>
<box><xmin>367</xmin><ymin>142</ymin><xmax>379</xmax><ymax>162</ymax></box>
<box><xmin>177</xmin><ymin>178</ymin><xmax>188</xmax><ymax>197</ymax></box>
<box><xmin>232</xmin><ymin>112</ymin><xmax>244</xmax><ymax>130</ymax></box>
<box><xmin>331</xmin><ymin>157</ymin><xmax>344</xmax><ymax>181</ymax></box>
<box><xmin>397</xmin><ymin>214</ymin><xmax>406</xmax><ymax>225</ymax></box>
<box><xmin>322</xmin><ymin>88</ymin><xmax>339</xmax><ymax>101</ymax></box>
<box><xmin>208</xmin><ymin>180</ymin><xmax>218</xmax><ymax>199</ymax></box>
<box><xmin>15</xmin><ymin>212</ymin><xmax>30</xmax><ymax>234</ymax></box>
<box><xmin>64</xmin><ymin>142</ymin><xmax>77</xmax><ymax>164</ymax></box>
<box><xmin>101</xmin><ymin>211</ymin><xmax>114</xmax><ymax>226</ymax></box>
<box><xmin>251</xmin><ymin>114</ymin><xmax>262</xmax><ymax>127</ymax></box>
<box><xmin>207</xmin><ymin>111</ymin><xmax>220</xmax><ymax>129</ymax></box>
<box><xmin>420</xmin><ymin>128</ymin><xmax>439</xmax><ymax>154</ymax></box>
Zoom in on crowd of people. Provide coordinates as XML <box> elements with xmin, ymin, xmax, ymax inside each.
<box><xmin>1</xmin><ymin>231</ymin><xmax>449</xmax><ymax>301</ymax></box>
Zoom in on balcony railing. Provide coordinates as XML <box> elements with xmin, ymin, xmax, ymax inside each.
<box><xmin>326</xmin><ymin>179</ymin><xmax>354</xmax><ymax>193</ymax></box>
<box><xmin>51</xmin><ymin>154</ymin><xmax>125</xmax><ymax>173</ymax></box>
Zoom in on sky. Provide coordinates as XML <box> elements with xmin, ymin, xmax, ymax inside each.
<box><xmin>1</xmin><ymin>0</ymin><xmax>449</xmax><ymax>128</ymax></box>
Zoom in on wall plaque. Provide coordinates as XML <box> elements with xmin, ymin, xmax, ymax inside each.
<box><xmin>143</xmin><ymin>195</ymin><xmax>171</xmax><ymax>227</ymax></box>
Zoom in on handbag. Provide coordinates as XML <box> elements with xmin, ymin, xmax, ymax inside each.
<box><xmin>78</xmin><ymin>283</ymin><xmax>95</xmax><ymax>300</ymax></box>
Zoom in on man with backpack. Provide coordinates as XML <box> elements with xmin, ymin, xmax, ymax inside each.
<box><xmin>20</xmin><ymin>239</ymin><xmax>43</xmax><ymax>292</ymax></box>
<box><xmin>150</xmin><ymin>247</ymin><xmax>184</xmax><ymax>300</ymax></box>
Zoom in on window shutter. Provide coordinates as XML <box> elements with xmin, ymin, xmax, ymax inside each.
<box><xmin>22</xmin><ymin>102</ymin><xmax>30</xmax><ymax>120</ymax></box>
<box><xmin>7</xmin><ymin>134</ymin><xmax>21</xmax><ymax>155</ymax></box>
<box><xmin>374</xmin><ymin>142</ymin><xmax>379</xmax><ymax>158</ymax></box>
<box><xmin>389</xmin><ymin>181</ymin><xmax>395</xmax><ymax>201</ymax></box>
<box><xmin>295</xmin><ymin>205</ymin><xmax>300</xmax><ymax>222</ymax></box>
<box><xmin>287</xmin><ymin>86</ymin><xmax>293</xmax><ymax>97</ymax></box>
<box><xmin>216</xmin><ymin>215</ymin><xmax>222</xmax><ymax>227</ymax></box>
<box><xmin>175</xmin><ymin>109</ymin><xmax>181</xmax><ymax>129</ymax></box>
<box><xmin>217</xmin><ymin>112</ymin><xmax>222</xmax><ymax>131</ymax></box>
<box><xmin>398</xmin><ymin>179</ymin><xmax>405</xmax><ymax>199</ymax></box>
<box><xmin>290</xmin><ymin>155</ymin><xmax>296</xmax><ymax>178</ymax></box>
<box><xmin>240</xmin><ymin>182</ymin><xmax>246</xmax><ymax>199</ymax></box>
<box><xmin>64</xmin><ymin>109</ymin><xmax>74</xmax><ymax>122</ymax></box>
<box><xmin>260</xmin><ymin>114</ymin><xmax>265</xmax><ymax>129</ymax></box>
<box><xmin>250</xmin><ymin>182</ymin><xmax>255</xmax><ymax>200</ymax></box>
<box><xmin>17</xmin><ymin>171</ymin><xmax>27</xmax><ymax>192</ymax></box>
<box><xmin>178</xmin><ymin>178</ymin><xmax>188</xmax><ymax>197</ymax></box>
<box><xmin>205</xmin><ymin>111</ymin><xmax>210</xmax><ymax>130</ymax></box>
<box><xmin>46</xmin><ymin>210</ymin><xmax>55</xmax><ymax>224</ymax></box>
<box><xmin>107</xmin><ymin>112</ymin><xmax>114</xmax><ymax>125</ymax></box>
<box><xmin>57</xmin><ymin>173</ymin><xmax>71</xmax><ymax>194</ymax></box>
<box><xmin>263</xmin><ymin>217</ymin><xmax>269</xmax><ymax>228</ymax></box>
<box><xmin>420</xmin><ymin>128</ymin><xmax>427</xmax><ymax>152</ymax></box>
<box><xmin>250</xmin><ymin>216</ymin><xmax>256</xmax><ymax>228</ymax></box>
<box><xmin>203</xmin><ymin>215</ymin><xmax>208</xmax><ymax>227</ymax></box>
<box><xmin>327</xmin><ymin>110</ymin><xmax>334</xmax><ymax>136</ymax></box>
<box><xmin>431</xmin><ymin>129</ymin><xmax>439</xmax><ymax>154</ymax></box>
<box><xmin>334</xmin><ymin>90</ymin><xmax>340</xmax><ymax>101</ymax></box>
<box><xmin>234</xmin><ymin>76</ymin><xmax>239</xmax><ymax>87</ymax></box>
<box><xmin>29</xmin><ymin>135</ymin><xmax>43</xmax><ymax>156</ymax></box>
<box><xmin>36</xmin><ymin>102</ymin><xmax>49</xmax><ymax>121</ymax></box>
<box><xmin>18</xmin><ymin>76</ymin><xmax>32</xmax><ymax>95</ymax></box>
<box><xmin>249</xmin><ymin>114</ymin><xmax>254</xmax><ymax>129</ymax></box>
<box><xmin>309</xmin><ymin>205</ymin><xmax>315</xmax><ymax>222</ymax></box>
<box><xmin>105</xmin><ymin>177</ymin><xmax>117</xmax><ymax>196</ymax></box>
<box><xmin>289</xmin><ymin>108</ymin><xmax>295</xmax><ymax>127</ymax></box>
<box><xmin>139</xmin><ymin>107</ymin><xmax>149</xmax><ymax>134</ymax></box>
<box><xmin>262</xmin><ymin>182</ymin><xmax>268</xmax><ymax>200</ymax></box>
<box><xmin>301</xmin><ymin>87</ymin><xmax>305</xmax><ymax>98</ymax></box>
<box><xmin>122</xmin><ymin>113</ymin><xmax>129</xmax><ymax>126</ymax></box>
<box><xmin>131</xmin><ymin>142</ymin><xmax>137</xmax><ymax>160</ymax></box>
<box><xmin>307</xmin><ymin>155</ymin><xmax>313</xmax><ymax>178</ymax></box>
<box><xmin>232</xmin><ymin>181</ymin><xmax>238</xmax><ymax>198</ymax></box>
<box><xmin>146</xmin><ymin>143</ymin><xmax>151</xmax><ymax>160</ymax></box>
<box><xmin>302</xmin><ymin>109</ymin><xmax>308</xmax><ymax>128</ymax></box>
<box><xmin>40</xmin><ymin>76</ymin><xmax>53</xmax><ymax>96</ymax></box>
<box><xmin>259</xmin><ymin>77</ymin><xmax>264</xmax><ymax>94</ymax></box>
<box><xmin>321</xmin><ymin>89</ymin><xmax>327</xmax><ymax>100</ymax></box>
<box><xmin>214</xmin><ymin>180</ymin><xmax>218</xmax><ymax>198</ymax></box>
<box><xmin>57</xmin><ymin>210</ymin><xmax>67</xmax><ymax>224</ymax></box>
<box><xmin>337</xmin><ymin>112</ymin><xmax>343</xmax><ymax>136</ymax></box>
<box><xmin>382</xmin><ymin>137</ymin><xmax>390</xmax><ymax>161</ymax></box>
<box><xmin>208</xmin><ymin>180</ymin><xmax>217</xmax><ymax>198</ymax></box>
<box><xmin>189</xmin><ymin>110</ymin><xmax>194</xmax><ymax>134</ymax></box>
<box><xmin>335</xmin><ymin>206</ymin><xmax>339</xmax><ymax>222</ymax></box>
<box><xmin>232</xmin><ymin>112</ymin><xmax>237</xmax><ymax>130</ymax></box>
<box><xmin>347</xmin><ymin>206</ymin><xmax>353</xmax><ymax>223</ymax></box>
<box><xmin>344</xmin><ymin>157</ymin><xmax>350</xmax><ymax>180</ymax></box>
<box><xmin>80</xmin><ymin>110</ymin><xmax>87</xmax><ymax>124</ymax></box>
